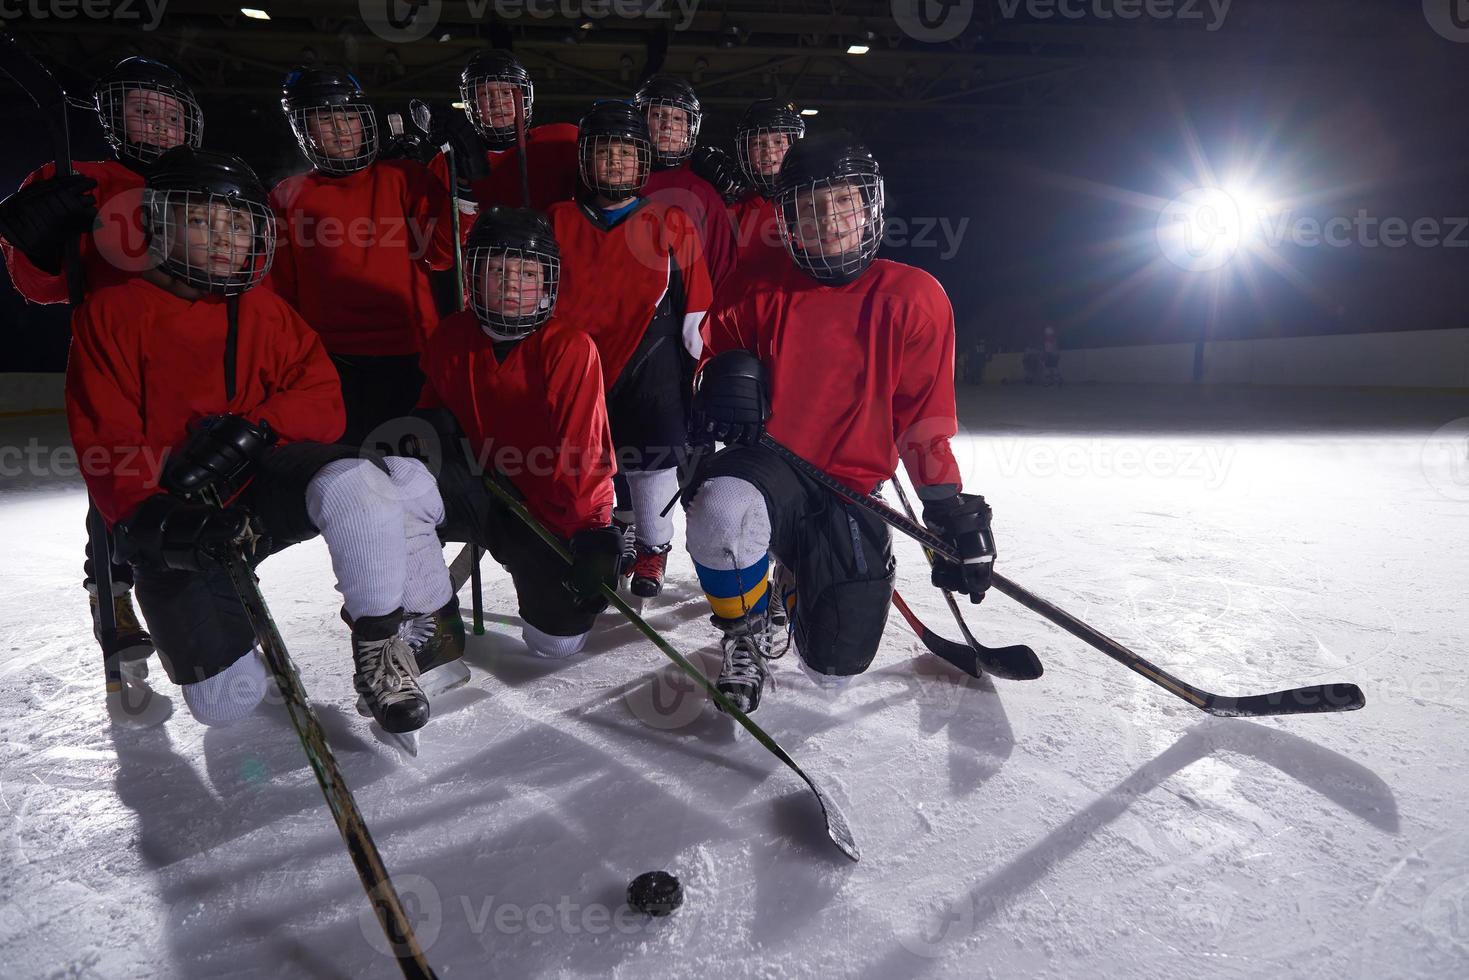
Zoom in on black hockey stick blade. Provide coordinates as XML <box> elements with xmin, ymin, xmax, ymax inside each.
<box><xmin>890</xmin><ymin>590</ymin><xmax>1042</xmax><ymax>681</ymax></box>
<box><xmin>1201</xmin><ymin>683</ymin><xmax>1366</xmax><ymax>718</ymax></box>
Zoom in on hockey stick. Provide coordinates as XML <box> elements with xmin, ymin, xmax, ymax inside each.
<box><xmin>479</xmin><ymin>477</ymin><xmax>860</xmax><ymax>862</ymax></box>
<box><xmin>512</xmin><ymin>80</ymin><xmax>531</xmax><ymax>207</ymax></box>
<box><xmin>887</xmin><ymin>478</ymin><xmax>1042</xmax><ymax>680</ymax></box>
<box><xmin>208</xmin><ymin>506</ymin><xmax>439</xmax><ymax>978</ymax></box>
<box><xmin>758</xmin><ymin>433</ymin><xmax>1366</xmax><ymax>718</ymax></box>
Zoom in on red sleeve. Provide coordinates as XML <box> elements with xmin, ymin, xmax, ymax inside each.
<box><xmin>696</xmin><ymin>179</ymin><xmax>737</xmax><ymax>292</ymax></box>
<box><xmin>406</xmin><ymin>163</ymin><xmax>456</xmax><ymax>273</ymax></box>
<box><xmin>252</xmin><ymin>298</ymin><xmax>346</xmax><ymax>444</ymax></box>
<box><xmin>540</xmin><ymin>332</ymin><xmax>616</xmax><ymax>537</ymax></box>
<box><xmin>2</xmin><ymin>163</ymin><xmax>71</xmax><ymax>305</ymax></box>
<box><xmin>65</xmin><ymin>295</ymin><xmax>153</xmax><ymax>526</ymax></box>
<box><xmin>263</xmin><ymin>184</ymin><xmax>300</xmax><ymax>309</ymax></box>
<box><xmin>668</xmin><ymin>205</ymin><xmax>713</xmax><ymax>359</ymax></box>
<box><xmin>893</xmin><ymin>285</ymin><xmax>961</xmax><ymax>490</ymax></box>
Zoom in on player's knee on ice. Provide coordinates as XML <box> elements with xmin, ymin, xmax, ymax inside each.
<box><xmin>522</xmin><ymin>622</ymin><xmax>590</xmax><ymax>659</ymax></box>
<box><xmin>180</xmin><ymin>648</ymin><xmax>270</xmax><ymax>726</ymax></box>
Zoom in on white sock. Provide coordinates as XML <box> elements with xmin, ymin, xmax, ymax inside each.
<box><xmin>305</xmin><ymin>459</ymin><xmax>408</xmax><ymax>621</ymax></box>
<box><xmin>181</xmin><ymin>648</ymin><xmax>269</xmax><ymax>726</ymax></box>
<box><xmin>522</xmin><ymin>622</ymin><xmax>588</xmax><ymax>659</ymax></box>
<box><xmin>624</xmin><ymin>467</ymin><xmax>680</xmax><ymax>548</ymax></box>
<box><xmin>385</xmin><ymin>457</ymin><xmax>453</xmax><ymax>614</ymax></box>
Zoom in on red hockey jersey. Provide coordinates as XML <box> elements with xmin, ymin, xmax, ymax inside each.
<box><xmin>702</xmin><ymin>258</ymin><xmax>962</xmax><ymax>494</ymax></box>
<box><xmin>418</xmin><ymin>310</ymin><xmax>615</xmax><ymax>539</ymax></box>
<box><xmin>546</xmin><ymin>198</ymin><xmax>712</xmax><ymax>389</ymax></box>
<box><xmin>469</xmin><ymin>123</ymin><xmax>581</xmax><ymax>212</ymax></box>
<box><xmin>2</xmin><ymin>159</ymin><xmax>148</xmax><ymax>304</ymax></box>
<box><xmin>726</xmin><ymin>192</ymin><xmax>788</xmax><ymax>282</ymax></box>
<box><xmin>643</xmin><ymin>164</ymin><xmax>737</xmax><ymax>293</ymax></box>
<box><xmin>66</xmin><ymin>277</ymin><xmax>346</xmax><ymax>527</ymax></box>
<box><xmin>267</xmin><ymin>159</ymin><xmax>455</xmax><ymax>356</ymax></box>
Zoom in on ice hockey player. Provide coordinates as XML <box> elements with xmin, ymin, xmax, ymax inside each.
<box><xmin>633</xmin><ymin>75</ymin><xmax>737</xmax><ymax>292</ymax></box>
<box><xmin>0</xmin><ymin>56</ymin><xmax>205</xmax><ymax>673</ymax></box>
<box><xmin>683</xmin><ymin>133</ymin><xmax>995</xmax><ymax>713</ymax></box>
<box><xmin>416</xmin><ymin>207</ymin><xmax>623</xmax><ymax>659</ymax></box>
<box><xmin>723</xmin><ymin>99</ymin><xmax>805</xmax><ymax>283</ymax></box>
<box><xmin>547</xmin><ymin>102</ymin><xmax>712</xmax><ymax>599</ymax></box>
<box><xmin>269</xmin><ymin>66</ymin><xmax>457</xmax><ymax>447</ymax></box>
<box><xmin>65</xmin><ymin>148</ymin><xmax>462</xmax><ymax>734</ymax></box>
<box><xmin>458</xmin><ymin>49</ymin><xmax>580</xmax><ymax>210</ymax></box>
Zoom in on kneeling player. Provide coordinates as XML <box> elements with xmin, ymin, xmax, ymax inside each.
<box><xmin>66</xmin><ymin>149</ymin><xmax>463</xmax><ymax>734</ymax></box>
<box><xmin>683</xmin><ymin>134</ymin><xmax>995</xmax><ymax>712</ymax></box>
<box><xmin>416</xmin><ymin>208</ymin><xmax>623</xmax><ymax>659</ymax></box>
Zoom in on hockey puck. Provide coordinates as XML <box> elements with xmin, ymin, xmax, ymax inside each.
<box><xmin>627</xmin><ymin>870</ymin><xmax>683</xmax><ymax>916</ymax></box>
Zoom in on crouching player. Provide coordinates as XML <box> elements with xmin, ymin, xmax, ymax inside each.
<box><xmin>416</xmin><ymin>207</ymin><xmax>623</xmax><ymax>659</ymax></box>
<box><xmin>66</xmin><ymin>148</ymin><xmax>463</xmax><ymax>734</ymax></box>
<box><xmin>683</xmin><ymin>134</ymin><xmax>996</xmax><ymax>713</ymax></box>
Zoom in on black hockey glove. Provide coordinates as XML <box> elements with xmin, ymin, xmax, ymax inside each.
<box><xmin>116</xmin><ymin>494</ymin><xmax>255</xmax><ymax>572</ymax></box>
<box><xmin>427</xmin><ymin>106</ymin><xmax>491</xmax><ymax>184</ymax></box>
<box><xmin>921</xmin><ymin>491</ymin><xmax>996</xmax><ymax>604</ymax></box>
<box><xmin>162</xmin><ymin>414</ymin><xmax>278</xmax><ymax>501</ymax></box>
<box><xmin>690</xmin><ymin>145</ymin><xmax>748</xmax><ymax>205</ymax></box>
<box><xmin>563</xmin><ymin>526</ymin><xmax>623</xmax><ymax>612</ymax></box>
<box><xmin>0</xmin><ymin>174</ymin><xmax>98</xmax><ymax>275</ymax></box>
<box><xmin>378</xmin><ymin>131</ymin><xmax>433</xmax><ymax>164</ymax></box>
<box><xmin>689</xmin><ymin>349</ymin><xmax>770</xmax><ymax>447</ymax></box>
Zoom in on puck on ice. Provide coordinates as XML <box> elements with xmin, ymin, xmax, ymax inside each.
<box><xmin>627</xmin><ymin>871</ymin><xmax>683</xmax><ymax>916</ymax></box>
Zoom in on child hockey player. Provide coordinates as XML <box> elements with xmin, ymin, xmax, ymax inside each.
<box><xmin>683</xmin><ymin>134</ymin><xmax>995</xmax><ymax>713</ymax></box>
<box><xmin>66</xmin><ymin>148</ymin><xmax>462</xmax><ymax>734</ymax></box>
<box><xmin>458</xmin><ymin>49</ymin><xmax>579</xmax><ymax>211</ymax></box>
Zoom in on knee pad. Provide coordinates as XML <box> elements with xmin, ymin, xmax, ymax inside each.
<box><xmin>522</xmin><ymin>622</ymin><xmax>588</xmax><ymax>660</ymax></box>
<box><xmin>685</xmin><ymin>476</ymin><xmax>770</xmax><ymax>571</ymax></box>
<box><xmin>181</xmin><ymin>648</ymin><xmax>269</xmax><ymax>727</ymax></box>
<box><xmin>385</xmin><ymin>456</ymin><xmax>445</xmax><ymax>527</ymax></box>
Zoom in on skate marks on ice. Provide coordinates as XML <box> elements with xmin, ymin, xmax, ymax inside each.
<box><xmin>857</xmin><ymin>719</ymin><xmax>1398</xmax><ymax>979</ymax></box>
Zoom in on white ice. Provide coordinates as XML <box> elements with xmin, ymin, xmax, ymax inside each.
<box><xmin>2</xmin><ymin>384</ymin><xmax>1468</xmax><ymax>979</ymax></box>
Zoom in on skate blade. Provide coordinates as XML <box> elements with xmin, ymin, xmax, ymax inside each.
<box><xmin>106</xmin><ymin>683</ymin><xmax>174</xmax><ymax>729</ymax></box>
<box><xmin>375</xmin><ymin>726</ymin><xmax>419</xmax><ymax>757</ymax></box>
<box><xmin>420</xmin><ymin>659</ymin><xmax>470</xmax><ymax>698</ymax></box>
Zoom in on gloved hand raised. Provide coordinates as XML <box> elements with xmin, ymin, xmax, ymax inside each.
<box><xmin>0</xmin><ymin>174</ymin><xmax>98</xmax><ymax>274</ymax></box>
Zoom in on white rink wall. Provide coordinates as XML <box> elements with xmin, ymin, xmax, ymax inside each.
<box><xmin>982</xmin><ymin>327</ymin><xmax>1469</xmax><ymax>389</ymax></box>
<box><xmin>0</xmin><ymin>373</ymin><xmax>65</xmax><ymax>414</ymax></box>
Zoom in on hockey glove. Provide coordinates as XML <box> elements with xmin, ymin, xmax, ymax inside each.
<box><xmin>0</xmin><ymin>174</ymin><xmax>98</xmax><ymax>275</ymax></box>
<box><xmin>921</xmin><ymin>491</ymin><xmax>996</xmax><ymax>604</ymax></box>
<box><xmin>117</xmin><ymin>495</ymin><xmax>256</xmax><ymax>572</ymax></box>
<box><xmin>690</xmin><ymin>145</ymin><xmax>749</xmax><ymax>205</ymax></box>
<box><xmin>563</xmin><ymin>526</ymin><xmax>623</xmax><ymax>612</ymax></box>
<box><xmin>427</xmin><ymin>107</ymin><xmax>491</xmax><ymax>184</ymax></box>
<box><xmin>378</xmin><ymin>132</ymin><xmax>432</xmax><ymax>164</ymax></box>
<box><xmin>163</xmin><ymin>414</ymin><xmax>278</xmax><ymax>501</ymax></box>
<box><xmin>689</xmin><ymin>349</ymin><xmax>770</xmax><ymax>447</ymax></box>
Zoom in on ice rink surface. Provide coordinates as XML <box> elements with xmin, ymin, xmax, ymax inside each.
<box><xmin>2</xmin><ymin>383</ymin><xmax>1467</xmax><ymax>979</ymax></box>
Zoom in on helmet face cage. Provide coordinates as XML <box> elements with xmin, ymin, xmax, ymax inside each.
<box><xmin>142</xmin><ymin>188</ymin><xmax>276</xmax><ymax>295</ymax></box>
<box><xmin>466</xmin><ymin>244</ymin><xmax>560</xmax><ymax>340</ymax></box>
<box><xmin>287</xmin><ymin>103</ymin><xmax>379</xmax><ymax>175</ymax></box>
<box><xmin>94</xmin><ymin>81</ymin><xmax>204</xmax><ymax>166</ymax></box>
<box><xmin>461</xmin><ymin>72</ymin><xmax>534</xmax><ymax>148</ymax></box>
<box><xmin>736</xmin><ymin>124</ymin><xmax>803</xmax><ymax>197</ymax></box>
<box><xmin>579</xmin><ymin>133</ymin><xmax>651</xmax><ymax>199</ymax></box>
<box><xmin>775</xmin><ymin>172</ymin><xmax>886</xmax><ymax>285</ymax></box>
<box><xmin>639</xmin><ymin>98</ymin><xmax>701</xmax><ymax>168</ymax></box>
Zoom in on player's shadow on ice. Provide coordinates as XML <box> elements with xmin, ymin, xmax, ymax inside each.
<box><xmin>857</xmin><ymin>717</ymin><xmax>1400</xmax><ymax>980</ymax></box>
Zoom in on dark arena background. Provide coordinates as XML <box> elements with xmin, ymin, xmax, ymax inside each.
<box><xmin>1</xmin><ymin>3</ymin><xmax>1468</xmax><ymax>978</ymax></box>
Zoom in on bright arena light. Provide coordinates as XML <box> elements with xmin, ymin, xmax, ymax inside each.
<box><xmin>240</xmin><ymin>6</ymin><xmax>270</xmax><ymax>19</ymax></box>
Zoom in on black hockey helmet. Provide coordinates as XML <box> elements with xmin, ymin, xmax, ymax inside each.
<box><xmin>774</xmin><ymin>131</ymin><xmax>885</xmax><ymax>286</ymax></box>
<box><xmin>465</xmin><ymin>207</ymin><xmax>562</xmax><ymax>340</ymax></box>
<box><xmin>735</xmin><ymin>99</ymin><xmax>805</xmax><ymax>197</ymax></box>
<box><xmin>142</xmin><ymin>147</ymin><xmax>276</xmax><ymax>295</ymax></box>
<box><xmin>92</xmin><ymin>57</ymin><xmax>203</xmax><ymax>167</ymax></box>
<box><xmin>280</xmin><ymin>66</ymin><xmax>379</xmax><ymax>175</ymax></box>
<box><xmin>633</xmin><ymin>75</ymin><xmax>702</xmax><ymax>169</ymax></box>
<box><xmin>577</xmin><ymin>101</ymin><xmax>651</xmax><ymax>199</ymax></box>
<box><xmin>460</xmin><ymin>49</ymin><xmax>533</xmax><ymax>149</ymax></box>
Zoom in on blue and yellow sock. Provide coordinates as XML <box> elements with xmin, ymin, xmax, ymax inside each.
<box><xmin>694</xmin><ymin>553</ymin><xmax>770</xmax><ymax>621</ymax></box>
